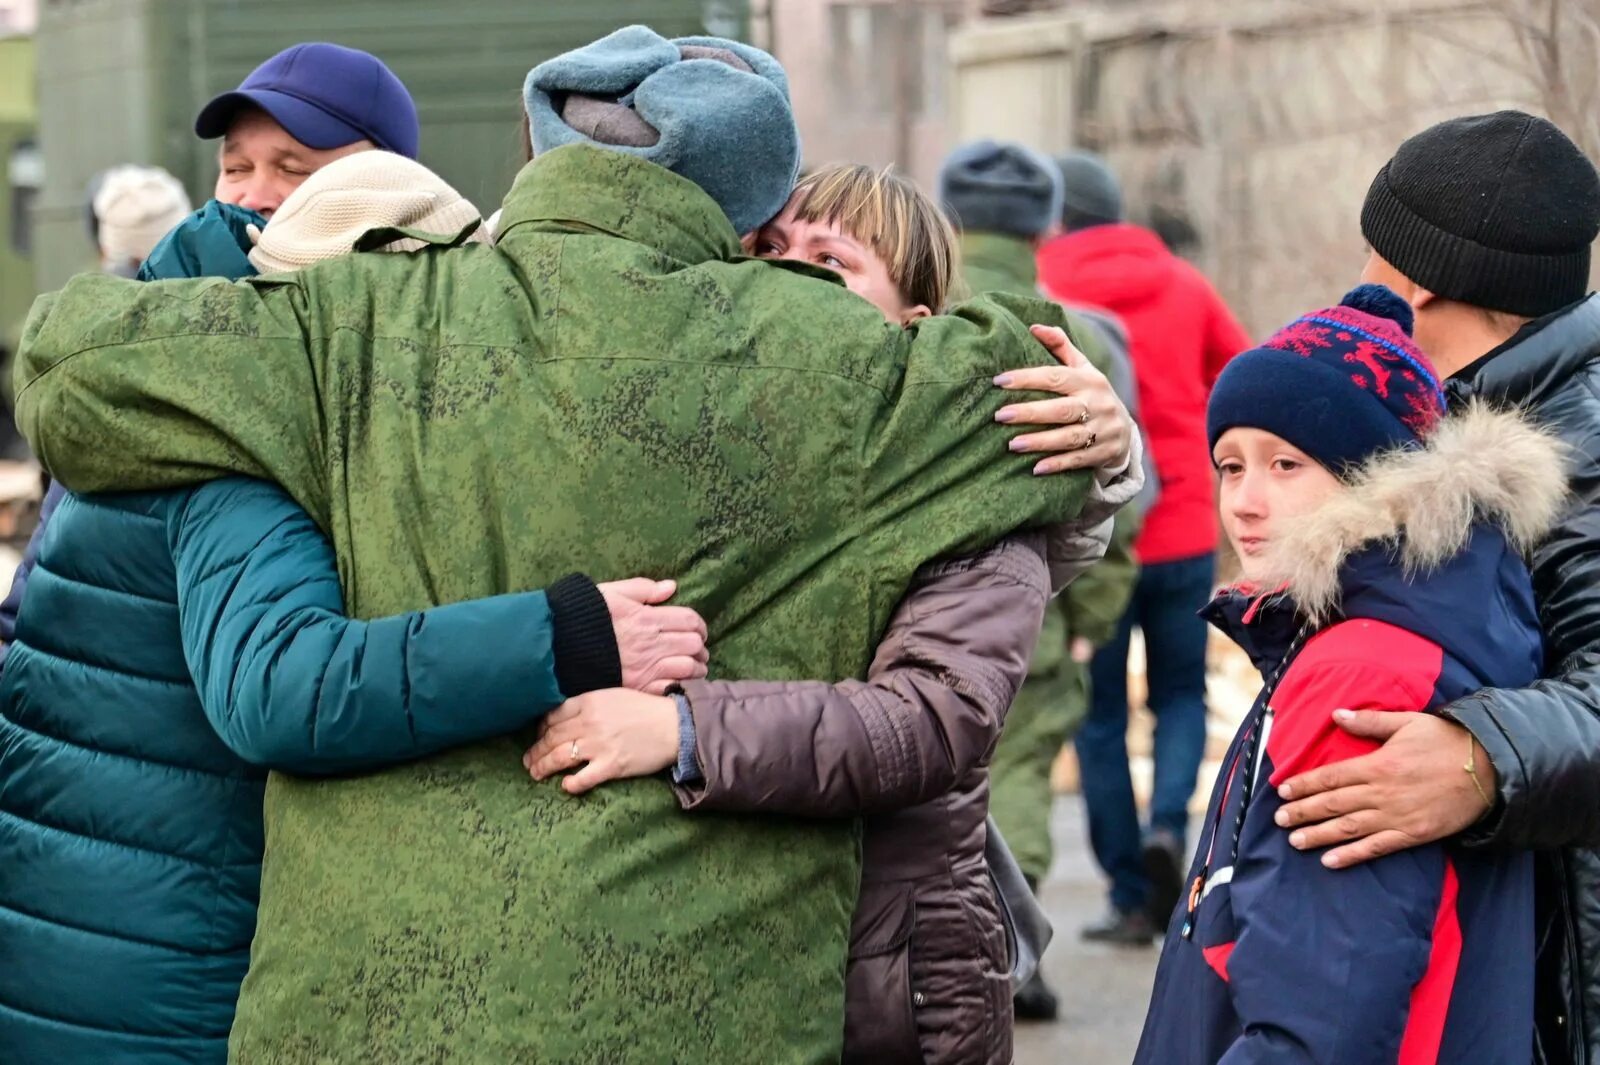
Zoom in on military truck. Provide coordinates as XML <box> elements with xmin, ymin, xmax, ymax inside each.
<box><xmin>32</xmin><ymin>0</ymin><xmax>748</xmax><ymax>290</ymax></box>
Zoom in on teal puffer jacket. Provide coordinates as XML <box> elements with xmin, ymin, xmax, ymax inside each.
<box><xmin>0</xmin><ymin>478</ymin><xmax>578</xmax><ymax>1063</ymax></box>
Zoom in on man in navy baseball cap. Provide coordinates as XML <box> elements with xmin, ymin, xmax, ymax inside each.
<box><xmin>194</xmin><ymin>42</ymin><xmax>418</xmax><ymax>218</ymax></box>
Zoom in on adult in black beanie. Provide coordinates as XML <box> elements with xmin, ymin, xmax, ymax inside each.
<box><xmin>1362</xmin><ymin>110</ymin><xmax>1600</xmax><ymax>319</ymax></box>
<box><xmin>1273</xmin><ymin>110</ymin><xmax>1600</xmax><ymax>1065</ymax></box>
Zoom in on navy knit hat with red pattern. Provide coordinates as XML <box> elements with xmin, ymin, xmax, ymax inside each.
<box><xmin>1207</xmin><ymin>284</ymin><xmax>1446</xmax><ymax>475</ymax></box>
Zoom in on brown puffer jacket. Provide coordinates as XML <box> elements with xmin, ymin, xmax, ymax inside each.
<box><xmin>675</xmin><ymin>533</ymin><xmax>1051</xmax><ymax>1064</ymax></box>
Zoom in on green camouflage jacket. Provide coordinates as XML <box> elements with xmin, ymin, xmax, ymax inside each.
<box><xmin>958</xmin><ymin>229</ymin><xmax>1050</xmax><ymax>310</ymax></box>
<box><xmin>958</xmin><ymin>231</ymin><xmax>1139</xmax><ymax>668</ymax></box>
<box><xmin>15</xmin><ymin>145</ymin><xmax>1090</xmax><ymax>1064</ymax></box>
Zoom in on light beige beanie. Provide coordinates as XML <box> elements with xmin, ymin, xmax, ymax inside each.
<box><xmin>248</xmin><ymin>151</ymin><xmax>488</xmax><ymax>273</ymax></box>
<box><xmin>94</xmin><ymin>165</ymin><xmax>192</xmax><ymax>266</ymax></box>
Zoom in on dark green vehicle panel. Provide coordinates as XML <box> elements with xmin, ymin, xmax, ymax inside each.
<box><xmin>0</xmin><ymin>35</ymin><xmax>37</xmax><ymax>361</ymax></box>
<box><xmin>33</xmin><ymin>0</ymin><xmax>746</xmax><ymax>289</ymax></box>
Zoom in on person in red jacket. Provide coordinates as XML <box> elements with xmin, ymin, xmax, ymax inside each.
<box><xmin>1038</xmin><ymin>151</ymin><xmax>1252</xmax><ymax>942</ymax></box>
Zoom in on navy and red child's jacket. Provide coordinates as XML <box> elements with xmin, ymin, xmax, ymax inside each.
<box><xmin>1135</xmin><ymin>404</ymin><xmax>1568</xmax><ymax>1065</ymax></box>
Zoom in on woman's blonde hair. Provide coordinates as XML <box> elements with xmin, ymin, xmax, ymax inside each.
<box><xmin>785</xmin><ymin>163</ymin><xmax>957</xmax><ymax>313</ymax></box>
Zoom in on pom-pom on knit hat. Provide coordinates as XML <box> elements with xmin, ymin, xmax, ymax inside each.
<box><xmin>1207</xmin><ymin>284</ymin><xmax>1446</xmax><ymax>476</ymax></box>
<box><xmin>523</xmin><ymin>25</ymin><xmax>799</xmax><ymax>236</ymax></box>
<box><xmin>247</xmin><ymin>151</ymin><xmax>485</xmax><ymax>274</ymax></box>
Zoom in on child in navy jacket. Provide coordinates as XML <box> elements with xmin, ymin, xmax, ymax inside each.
<box><xmin>1134</xmin><ymin>286</ymin><xmax>1565</xmax><ymax>1064</ymax></box>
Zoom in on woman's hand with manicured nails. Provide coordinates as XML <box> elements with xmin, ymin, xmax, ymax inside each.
<box><xmin>1273</xmin><ymin>710</ymin><xmax>1496</xmax><ymax>868</ymax></box>
<box><xmin>993</xmin><ymin>324</ymin><xmax>1134</xmax><ymax>476</ymax></box>
<box><xmin>598</xmin><ymin>579</ymin><xmax>710</xmax><ymax>694</ymax></box>
<box><xmin>524</xmin><ymin>689</ymin><xmax>680</xmax><ymax>795</ymax></box>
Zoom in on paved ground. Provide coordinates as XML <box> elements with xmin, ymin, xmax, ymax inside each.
<box><xmin>1014</xmin><ymin>795</ymin><xmax>1163</xmax><ymax>1064</ymax></box>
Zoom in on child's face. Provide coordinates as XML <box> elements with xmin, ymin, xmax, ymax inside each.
<box><xmin>1214</xmin><ymin>427</ymin><xmax>1343</xmax><ymax>582</ymax></box>
<box><xmin>748</xmin><ymin>205</ymin><xmax>931</xmax><ymax>327</ymax></box>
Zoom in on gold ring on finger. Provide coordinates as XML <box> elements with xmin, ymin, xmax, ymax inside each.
<box><xmin>570</xmin><ymin>740</ymin><xmax>580</xmax><ymax>760</ymax></box>
<box><xmin>1083</xmin><ymin>431</ymin><xmax>1097</xmax><ymax>450</ymax></box>
<box><xmin>1079</xmin><ymin>405</ymin><xmax>1091</xmax><ymax>425</ymax></box>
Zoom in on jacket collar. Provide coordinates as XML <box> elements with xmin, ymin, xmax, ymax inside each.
<box><xmin>1245</xmin><ymin>402</ymin><xmax>1566</xmax><ymax>624</ymax></box>
<box><xmin>1203</xmin><ymin>587</ymin><xmax>1307</xmax><ymax>677</ymax></box>
<box><xmin>1203</xmin><ymin>402</ymin><xmax>1561</xmax><ymax>668</ymax></box>
<box><xmin>1206</xmin><ymin>525</ymin><xmax>1542</xmax><ymax>694</ymax></box>
<box><xmin>494</xmin><ymin>144</ymin><xmax>743</xmax><ymax>267</ymax></box>
<box><xmin>1206</xmin><ymin>403</ymin><xmax>1565</xmax><ymax>669</ymax></box>
<box><xmin>960</xmin><ymin>231</ymin><xmax>1038</xmax><ymax>288</ymax></box>
<box><xmin>1450</xmin><ymin>294</ymin><xmax>1600</xmax><ymax>410</ymax></box>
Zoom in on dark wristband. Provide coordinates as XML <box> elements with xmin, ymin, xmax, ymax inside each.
<box><xmin>545</xmin><ymin>573</ymin><xmax>622</xmax><ymax>696</ymax></box>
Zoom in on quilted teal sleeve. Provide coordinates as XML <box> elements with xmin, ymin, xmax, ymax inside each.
<box><xmin>168</xmin><ymin>476</ymin><xmax>565</xmax><ymax>774</ymax></box>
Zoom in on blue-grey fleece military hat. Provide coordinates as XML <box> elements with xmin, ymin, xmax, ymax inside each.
<box><xmin>1056</xmin><ymin>150</ymin><xmax>1125</xmax><ymax>226</ymax></box>
<box><xmin>938</xmin><ymin>140</ymin><xmax>1064</xmax><ymax>239</ymax></box>
<box><xmin>524</xmin><ymin>25</ymin><xmax>800</xmax><ymax>235</ymax></box>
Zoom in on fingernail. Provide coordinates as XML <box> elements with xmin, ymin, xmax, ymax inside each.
<box><xmin>1333</xmin><ymin>709</ymin><xmax>1353</xmax><ymax>721</ymax></box>
<box><xmin>1289</xmin><ymin>831</ymin><xmax>1305</xmax><ymax>848</ymax></box>
<box><xmin>1274</xmin><ymin>810</ymin><xmax>1288</xmax><ymax>827</ymax></box>
<box><xmin>994</xmin><ymin>408</ymin><xmax>1015</xmax><ymax>424</ymax></box>
<box><xmin>1323</xmin><ymin>853</ymin><xmax>1342</xmax><ymax>869</ymax></box>
<box><xmin>1009</xmin><ymin>438</ymin><xmax>1028</xmax><ymax>453</ymax></box>
<box><xmin>993</xmin><ymin>373</ymin><xmax>1013</xmax><ymax>387</ymax></box>
<box><xmin>1278</xmin><ymin>784</ymin><xmax>1294</xmax><ymax>799</ymax></box>
<box><xmin>1032</xmin><ymin>460</ymin><xmax>1053</xmax><ymax>476</ymax></box>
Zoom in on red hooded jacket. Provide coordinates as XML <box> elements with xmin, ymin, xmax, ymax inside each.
<box><xmin>1038</xmin><ymin>224</ymin><xmax>1250</xmax><ymax>563</ymax></box>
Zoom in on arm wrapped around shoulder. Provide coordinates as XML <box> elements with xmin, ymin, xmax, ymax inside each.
<box><xmin>14</xmin><ymin>273</ymin><xmax>326</xmax><ymax>520</ymax></box>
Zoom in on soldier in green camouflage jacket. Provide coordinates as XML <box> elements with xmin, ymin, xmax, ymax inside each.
<box><xmin>14</xmin><ymin>31</ymin><xmax>1098</xmax><ymax>1064</ymax></box>
<box><xmin>940</xmin><ymin>140</ymin><xmax>1144</xmax><ymax>1020</ymax></box>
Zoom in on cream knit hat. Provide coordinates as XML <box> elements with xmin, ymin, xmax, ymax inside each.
<box><xmin>248</xmin><ymin>151</ymin><xmax>487</xmax><ymax>273</ymax></box>
<box><xmin>93</xmin><ymin>165</ymin><xmax>192</xmax><ymax>266</ymax></box>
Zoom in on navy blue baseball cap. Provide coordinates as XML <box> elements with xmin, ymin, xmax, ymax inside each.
<box><xmin>194</xmin><ymin>42</ymin><xmax>419</xmax><ymax>159</ymax></box>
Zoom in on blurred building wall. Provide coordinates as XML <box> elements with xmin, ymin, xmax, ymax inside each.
<box><xmin>950</xmin><ymin>0</ymin><xmax>1573</xmax><ymax>336</ymax></box>
<box><xmin>764</xmin><ymin>0</ymin><xmax>971</xmax><ymax>187</ymax></box>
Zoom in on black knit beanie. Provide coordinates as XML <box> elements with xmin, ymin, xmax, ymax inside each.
<box><xmin>1361</xmin><ymin>111</ymin><xmax>1600</xmax><ymax>318</ymax></box>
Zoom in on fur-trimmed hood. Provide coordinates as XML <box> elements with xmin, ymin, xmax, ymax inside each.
<box><xmin>1254</xmin><ymin>401</ymin><xmax>1568</xmax><ymax>622</ymax></box>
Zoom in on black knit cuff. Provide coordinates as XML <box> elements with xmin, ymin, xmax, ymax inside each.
<box><xmin>545</xmin><ymin>573</ymin><xmax>622</xmax><ymax>696</ymax></box>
